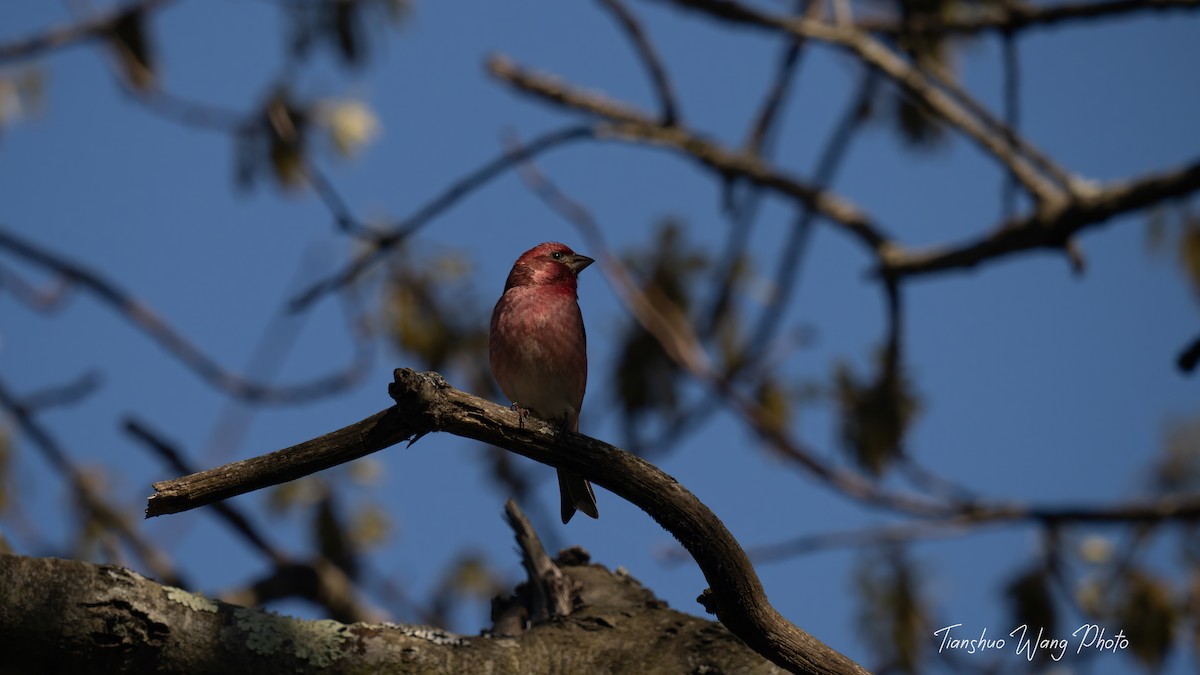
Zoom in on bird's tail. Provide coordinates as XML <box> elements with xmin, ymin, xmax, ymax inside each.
<box><xmin>558</xmin><ymin>469</ymin><xmax>598</xmax><ymax>524</ymax></box>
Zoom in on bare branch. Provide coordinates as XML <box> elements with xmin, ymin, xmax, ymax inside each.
<box><xmin>1178</xmin><ymin>332</ymin><xmax>1200</xmax><ymax>374</ymax></box>
<box><xmin>289</xmin><ymin>124</ymin><xmax>595</xmax><ymax>311</ymax></box>
<box><xmin>647</xmin><ymin>0</ymin><xmax>1071</xmax><ymax>206</ymax></box>
<box><xmin>487</xmin><ymin>55</ymin><xmax>894</xmax><ymax>256</ymax></box>
<box><xmin>882</xmin><ymin>157</ymin><xmax>1200</xmax><ymax>277</ymax></box>
<box><xmin>744</xmin><ymin>69</ymin><xmax>877</xmax><ymax>361</ymax></box>
<box><xmin>743</xmin><ymin>488</ymin><xmax>1200</xmax><ymax>562</ymax></box>
<box><xmin>596</xmin><ymin>0</ymin><xmax>681</xmax><ymax>125</ymax></box>
<box><xmin>743</xmin><ymin>0</ymin><xmax>822</xmax><ymax>155</ymax></box>
<box><xmin>503</xmin><ymin>498</ymin><xmax>572</xmax><ymax>624</ymax></box>
<box><xmin>16</xmin><ymin>371</ymin><xmax>102</xmax><ymax>412</ymax></box>
<box><xmin>0</xmin><ymin>375</ymin><xmax>183</xmax><ymax>587</ymax></box>
<box><xmin>0</xmin><ymin>224</ymin><xmax>370</xmax><ymax>404</ymax></box>
<box><xmin>148</xmin><ymin>369</ymin><xmax>869</xmax><ymax>674</ymax></box>
<box><xmin>124</xmin><ymin>418</ymin><xmax>285</xmax><ymax>565</ymax></box>
<box><xmin>145</xmin><ymin>405</ymin><xmax>412</xmax><ymax>518</ymax></box>
<box><xmin>0</xmin><ymin>0</ymin><xmax>173</xmax><ymax>64</ymax></box>
<box><xmin>0</xmin><ymin>262</ymin><xmax>73</xmax><ymax>311</ymax></box>
<box><xmin>856</xmin><ymin>0</ymin><xmax>1200</xmax><ymax>38</ymax></box>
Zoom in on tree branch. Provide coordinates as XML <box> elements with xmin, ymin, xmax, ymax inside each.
<box><xmin>0</xmin><ymin>375</ymin><xmax>183</xmax><ymax>587</ymax></box>
<box><xmin>882</xmin><ymin>157</ymin><xmax>1200</xmax><ymax>277</ymax></box>
<box><xmin>646</xmin><ymin>0</ymin><xmax>1071</xmax><ymax>206</ymax></box>
<box><xmin>145</xmin><ymin>405</ymin><xmax>413</xmax><ymax>518</ymax></box>
<box><xmin>487</xmin><ymin>54</ymin><xmax>894</xmax><ymax>257</ymax></box>
<box><xmin>0</xmin><ymin>224</ymin><xmax>370</xmax><ymax>404</ymax></box>
<box><xmin>288</xmin><ymin>124</ymin><xmax>595</xmax><ymax>311</ymax></box>
<box><xmin>596</xmin><ymin>0</ymin><xmax>681</xmax><ymax>125</ymax></box>
<box><xmin>148</xmin><ymin>369</ymin><xmax>867</xmax><ymax>674</ymax></box>
<box><xmin>856</xmin><ymin>0</ymin><xmax>1200</xmax><ymax>38</ymax></box>
<box><xmin>0</xmin><ymin>552</ymin><xmax>783</xmax><ymax>673</ymax></box>
<box><xmin>0</xmin><ymin>0</ymin><xmax>173</xmax><ymax>64</ymax></box>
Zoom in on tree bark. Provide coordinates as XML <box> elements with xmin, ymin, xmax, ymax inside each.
<box><xmin>0</xmin><ymin>552</ymin><xmax>785</xmax><ymax>674</ymax></box>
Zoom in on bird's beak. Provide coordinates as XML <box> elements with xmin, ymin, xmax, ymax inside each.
<box><xmin>567</xmin><ymin>254</ymin><xmax>594</xmax><ymax>275</ymax></box>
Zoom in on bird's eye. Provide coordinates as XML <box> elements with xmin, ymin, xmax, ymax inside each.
<box><xmin>551</xmin><ymin>251</ymin><xmax>563</xmax><ymax>260</ymax></box>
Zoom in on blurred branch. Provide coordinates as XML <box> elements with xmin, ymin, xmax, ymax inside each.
<box><xmin>19</xmin><ymin>371</ymin><xmax>102</xmax><ymax>412</ymax></box>
<box><xmin>743</xmin><ymin>0</ymin><xmax>820</xmax><ymax>155</ymax></box>
<box><xmin>223</xmin><ymin>557</ymin><xmax>382</xmax><ymax>624</ymax></box>
<box><xmin>289</xmin><ymin>124</ymin><xmax>595</xmax><ymax>311</ymax></box>
<box><xmin>123</xmin><ymin>86</ymin><xmax>248</xmax><ymax>132</ymax></box>
<box><xmin>0</xmin><ymin>224</ymin><xmax>370</xmax><ymax>404</ymax></box>
<box><xmin>487</xmin><ymin>55</ymin><xmax>894</xmax><ymax>257</ymax></box>
<box><xmin>0</xmin><ymin>262</ymin><xmax>72</xmax><ymax>311</ymax></box>
<box><xmin>758</xmin><ymin>494</ymin><xmax>1200</xmax><ymax>562</ymax></box>
<box><xmin>125</xmin><ymin>418</ymin><xmax>285</xmax><ymax>564</ymax></box>
<box><xmin>655</xmin><ymin>69</ymin><xmax>878</xmax><ymax>458</ymax></box>
<box><xmin>0</xmin><ymin>0</ymin><xmax>173</xmax><ymax>64</ymax></box>
<box><xmin>856</xmin><ymin>0</ymin><xmax>1200</xmax><ymax>37</ymax></box>
<box><xmin>1000</xmin><ymin>28</ymin><xmax>1021</xmax><ymax>222</ymax></box>
<box><xmin>1177</xmin><ymin>332</ymin><xmax>1200</xmax><ymax>374</ymax></box>
<box><xmin>882</xmin><ymin>157</ymin><xmax>1200</xmax><ymax>277</ymax></box>
<box><xmin>744</xmin><ymin>517</ymin><xmax>978</xmax><ymax>562</ymax></box>
<box><xmin>302</xmin><ymin>160</ymin><xmax>373</xmax><ymax>236</ymax></box>
<box><xmin>744</xmin><ymin>69</ymin><xmax>877</xmax><ymax>362</ymax></box>
<box><xmin>597</xmin><ymin>0</ymin><xmax>680</xmax><ymax>126</ymax></box>
<box><xmin>703</xmin><ymin>0</ymin><xmax>819</xmax><ymax>337</ymax></box>
<box><xmin>149</xmin><ymin>369</ymin><xmax>869</xmax><ymax>675</ymax></box>
<box><xmin>127</xmin><ymin>417</ymin><xmax>384</xmax><ymax>624</ymax></box>
<box><xmin>648</xmin><ymin>0</ymin><xmax>1072</xmax><ymax>206</ymax></box>
<box><xmin>0</xmin><ymin>375</ymin><xmax>183</xmax><ymax>586</ymax></box>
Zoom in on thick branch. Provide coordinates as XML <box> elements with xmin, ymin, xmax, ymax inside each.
<box><xmin>149</xmin><ymin>370</ymin><xmax>867</xmax><ymax>674</ymax></box>
<box><xmin>0</xmin><ymin>553</ymin><xmax>779</xmax><ymax>674</ymax></box>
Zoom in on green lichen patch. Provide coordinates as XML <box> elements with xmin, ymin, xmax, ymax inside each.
<box><xmin>164</xmin><ymin>586</ymin><xmax>218</xmax><ymax>613</ymax></box>
<box><xmin>229</xmin><ymin>607</ymin><xmax>350</xmax><ymax>668</ymax></box>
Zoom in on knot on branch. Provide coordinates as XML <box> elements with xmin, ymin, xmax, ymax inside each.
<box><xmin>389</xmin><ymin>368</ymin><xmax>449</xmax><ymax>417</ymax></box>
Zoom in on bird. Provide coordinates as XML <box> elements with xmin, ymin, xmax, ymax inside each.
<box><xmin>489</xmin><ymin>241</ymin><xmax>599</xmax><ymax>524</ymax></box>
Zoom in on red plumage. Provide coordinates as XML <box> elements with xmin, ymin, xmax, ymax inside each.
<box><xmin>489</xmin><ymin>242</ymin><xmax>598</xmax><ymax>523</ymax></box>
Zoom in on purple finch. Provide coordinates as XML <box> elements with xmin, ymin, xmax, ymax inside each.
<box><xmin>489</xmin><ymin>242</ymin><xmax>599</xmax><ymax>524</ymax></box>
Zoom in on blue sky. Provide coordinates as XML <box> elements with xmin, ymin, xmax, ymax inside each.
<box><xmin>2</xmin><ymin>1</ymin><xmax>1198</xmax><ymax>672</ymax></box>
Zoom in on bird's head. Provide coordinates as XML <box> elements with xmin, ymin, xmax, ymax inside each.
<box><xmin>504</xmin><ymin>242</ymin><xmax>594</xmax><ymax>291</ymax></box>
